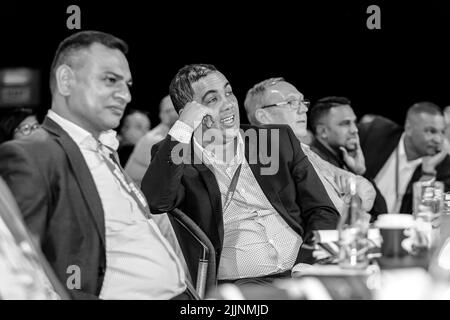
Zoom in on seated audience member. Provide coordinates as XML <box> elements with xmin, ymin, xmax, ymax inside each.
<box><xmin>117</xmin><ymin>109</ymin><xmax>151</xmax><ymax>166</ymax></box>
<box><xmin>0</xmin><ymin>177</ymin><xmax>67</xmax><ymax>300</ymax></box>
<box><xmin>141</xmin><ymin>64</ymin><xmax>339</xmax><ymax>286</ymax></box>
<box><xmin>444</xmin><ymin>105</ymin><xmax>450</xmax><ymax>142</ymax></box>
<box><xmin>309</xmin><ymin>96</ymin><xmax>387</xmax><ymax>216</ymax></box>
<box><xmin>359</xmin><ymin>102</ymin><xmax>450</xmax><ymax>213</ymax></box>
<box><xmin>0</xmin><ymin>108</ymin><xmax>40</xmax><ymax>144</ymax></box>
<box><xmin>125</xmin><ymin>95</ymin><xmax>178</xmax><ymax>186</ymax></box>
<box><xmin>0</xmin><ymin>31</ymin><xmax>190</xmax><ymax>300</ymax></box>
<box><xmin>358</xmin><ymin>113</ymin><xmax>378</xmax><ymax>125</ymax></box>
<box><xmin>243</xmin><ymin>77</ymin><xmax>375</xmax><ymax>214</ymax></box>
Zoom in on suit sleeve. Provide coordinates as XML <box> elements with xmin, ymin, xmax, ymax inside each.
<box><xmin>287</xmin><ymin>128</ymin><xmax>340</xmax><ymax>240</ymax></box>
<box><xmin>0</xmin><ymin>142</ymin><xmax>49</xmax><ymax>245</ymax></box>
<box><xmin>140</xmin><ymin>135</ymin><xmax>187</xmax><ymax>213</ymax></box>
<box><xmin>437</xmin><ymin>156</ymin><xmax>450</xmax><ymax>192</ymax></box>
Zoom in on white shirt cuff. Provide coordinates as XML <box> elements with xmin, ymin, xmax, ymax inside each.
<box><xmin>168</xmin><ymin>120</ymin><xmax>194</xmax><ymax>144</ymax></box>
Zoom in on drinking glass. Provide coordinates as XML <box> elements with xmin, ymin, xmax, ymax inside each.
<box><xmin>412</xmin><ymin>180</ymin><xmax>444</xmax><ymax>249</ymax></box>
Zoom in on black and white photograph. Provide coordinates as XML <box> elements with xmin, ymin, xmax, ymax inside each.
<box><xmin>1</xmin><ymin>1</ymin><xmax>450</xmax><ymax>310</ymax></box>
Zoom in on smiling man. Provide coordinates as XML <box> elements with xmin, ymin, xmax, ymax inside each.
<box><xmin>142</xmin><ymin>64</ymin><xmax>339</xmax><ymax>286</ymax></box>
<box><xmin>0</xmin><ymin>31</ymin><xmax>189</xmax><ymax>300</ymax></box>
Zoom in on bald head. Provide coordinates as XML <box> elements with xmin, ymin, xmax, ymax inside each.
<box><xmin>404</xmin><ymin>102</ymin><xmax>445</xmax><ymax>157</ymax></box>
<box><xmin>245</xmin><ymin>78</ymin><xmax>309</xmax><ymax>139</ymax></box>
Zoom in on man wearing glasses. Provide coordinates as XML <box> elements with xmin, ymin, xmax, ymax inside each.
<box><xmin>244</xmin><ymin>78</ymin><xmax>376</xmax><ymax>215</ymax></box>
<box><xmin>0</xmin><ymin>108</ymin><xmax>40</xmax><ymax>143</ymax></box>
<box><xmin>142</xmin><ymin>64</ymin><xmax>339</xmax><ymax>287</ymax></box>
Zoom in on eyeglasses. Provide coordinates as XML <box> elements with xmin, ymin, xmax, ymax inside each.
<box><xmin>14</xmin><ymin>123</ymin><xmax>40</xmax><ymax>136</ymax></box>
<box><xmin>261</xmin><ymin>99</ymin><xmax>310</xmax><ymax>111</ymax></box>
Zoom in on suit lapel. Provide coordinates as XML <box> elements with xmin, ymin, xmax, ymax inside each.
<box><xmin>191</xmin><ymin>142</ymin><xmax>224</xmax><ymax>246</ymax></box>
<box><xmin>244</xmin><ymin>128</ymin><xmax>289</xmax><ymax>218</ymax></box>
<box><xmin>43</xmin><ymin>117</ymin><xmax>106</xmax><ymax>246</ymax></box>
<box><xmin>400</xmin><ymin>164</ymin><xmax>423</xmax><ymax>213</ymax></box>
<box><xmin>364</xmin><ymin>119</ymin><xmax>403</xmax><ymax>179</ymax></box>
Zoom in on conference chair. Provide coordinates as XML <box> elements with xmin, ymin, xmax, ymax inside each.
<box><xmin>167</xmin><ymin>208</ymin><xmax>217</xmax><ymax>299</ymax></box>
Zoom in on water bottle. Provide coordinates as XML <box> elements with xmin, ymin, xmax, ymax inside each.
<box><xmin>338</xmin><ymin>178</ymin><xmax>370</xmax><ymax>269</ymax></box>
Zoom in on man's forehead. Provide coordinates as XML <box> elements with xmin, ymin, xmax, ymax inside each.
<box><xmin>328</xmin><ymin>105</ymin><xmax>356</xmax><ymax>120</ymax></box>
<box><xmin>192</xmin><ymin>71</ymin><xmax>229</xmax><ymax>96</ymax></box>
<box><xmin>81</xmin><ymin>43</ymin><xmax>131</xmax><ymax>76</ymax></box>
<box><xmin>415</xmin><ymin>112</ymin><xmax>445</xmax><ymax>127</ymax></box>
<box><xmin>264</xmin><ymin>82</ymin><xmax>302</xmax><ymax>102</ymax></box>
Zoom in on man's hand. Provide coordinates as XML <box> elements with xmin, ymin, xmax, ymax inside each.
<box><xmin>422</xmin><ymin>139</ymin><xmax>450</xmax><ymax>174</ymax></box>
<box><xmin>334</xmin><ymin>172</ymin><xmax>352</xmax><ymax>196</ymax></box>
<box><xmin>178</xmin><ymin>101</ymin><xmax>214</xmax><ymax>131</ymax></box>
<box><xmin>339</xmin><ymin>136</ymin><xmax>366</xmax><ymax>175</ymax></box>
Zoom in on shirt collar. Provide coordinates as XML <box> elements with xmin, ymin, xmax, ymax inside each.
<box><xmin>47</xmin><ymin>110</ymin><xmax>119</xmax><ymax>151</ymax></box>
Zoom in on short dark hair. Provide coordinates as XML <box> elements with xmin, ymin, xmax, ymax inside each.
<box><xmin>309</xmin><ymin>96</ymin><xmax>351</xmax><ymax>134</ymax></box>
<box><xmin>0</xmin><ymin>108</ymin><xmax>35</xmax><ymax>143</ymax></box>
<box><xmin>49</xmin><ymin>30</ymin><xmax>128</xmax><ymax>93</ymax></box>
<box><xmin>406</xmin><ymin>101</ymin><xmax>442</xmax><ymax>120</ymax></box>
<box><xmin>169</xmin><ymin>64</ymin><xmax>218</xmax><ymax>113</ymax></box>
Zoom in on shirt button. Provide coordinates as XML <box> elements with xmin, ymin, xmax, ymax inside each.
<box><xmin>268</xmin><ymin>239</ymin><xmax>274</xmax><ymax>245</ymax></box>
<box><xmin>277</xmin><ymin>264</ymin><xmax>284</xmax><ymax>270</ymax></box>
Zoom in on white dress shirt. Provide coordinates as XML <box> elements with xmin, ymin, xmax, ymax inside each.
<box><xmin>47</xmin><ymin>111</ymin><xmax>186</xmax><ymax>299</ymax></box>
<box><xmin>170</xmin><ymin>120</ymin><xmax>302</xmax><ymax>280</ymax></box>
<box><xmin>374</xmin><ymin>134</ymin><xmax>422</xmax><ymax>213</ymax></box>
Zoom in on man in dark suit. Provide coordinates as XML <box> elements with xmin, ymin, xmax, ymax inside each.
<box><xmin>0</xmin><ymin>31</ymin><xmax>189</xmax><ymax>299</ymax></box>
<box><xmin>141</xmin><ymin>64</ymin><xmax>339</xmax><ymax>285</ymax></box>
<box><xmin>308</xmin><ymin>96</ymin><xmax>387</xmax><ymax>218</ymax></box>
<box><xmin>358</xmin><ymin>102</ymin><xmax>450</xmax><ymax>213</ymax></box>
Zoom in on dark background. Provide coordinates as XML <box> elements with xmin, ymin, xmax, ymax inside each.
<box><xmin>1</xmin><ymin>1</ymin><xmax>449</xmax><ymax>127</ymax></box>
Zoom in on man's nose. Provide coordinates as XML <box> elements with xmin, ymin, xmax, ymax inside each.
<box><xmin>221</xmin><ymin>97</ymin><xmax>234</xmax><ymax>111</ymax></box>
<box><xmin>432</xmin><ymin>133</ymin><xmax>443</xmax><ymax>144</ymax></box>
<box><xmin>297</xmin><ymin>103</ymin><xmax>308</xmax><ymax>114</ymax></box>
<box><xmin>349</xmin><ymin>122</ymin><xmax>358</xmax><ymax>134</ymax></box>
<box><xmin>114</xmin><ymin>85</ymin><xmax>132</xmax><ymax>104</ymax></box>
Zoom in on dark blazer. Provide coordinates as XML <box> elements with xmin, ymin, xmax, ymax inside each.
<box><xmin>310</xmin><ymin>139</ymin><xmax>349</xmax><ymax>170</ymax></box>
<box><xmin>141</xmin><ymin>124</ymin><xmax>339</xmax><ymax>278</ymax></box>
<box><xmin>358</xmin><ymin>116</ymin><xmax>450</xmax><ymax>213</ymax></box>
<box><xmin>310</xmin><ymin>138</ymin><xmax>387</xmax><ymax>218</ymax></box>
<box><xmin>0</xmin><ymin>117</ymin><xmax>106</xmax><ymax>300</ymax></box>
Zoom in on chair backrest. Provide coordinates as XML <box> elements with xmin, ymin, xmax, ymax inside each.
<box><xmin>168</xmin><ymin>208</ymin><xmax>217</xmax><ymax>298</ymax></box>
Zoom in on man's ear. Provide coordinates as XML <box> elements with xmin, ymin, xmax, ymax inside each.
<box><xmin>316</xmin><ymin>124</ymin><xmax>327</xmax><ymax>139</ymax></box>
<box><xmin>255</xmin><ymin>109</ymin><xmax>271</xmax><ymax>125</ymax></box>
<box><xmin>56</xmin><ymin>64</ymin><xmax>75</xmax><ymax>96</ymax></box>
<box><xmin>404</xmin><ymin>119</ymin><xmax>412</xmax><ymax>136</ymax></box>
<box><xmin>178</xmin><ymin>108</ymin><xmax>184</xmax><ymax>116</ymax></box>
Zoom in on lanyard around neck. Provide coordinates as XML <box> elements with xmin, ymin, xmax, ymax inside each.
<box><xmin>222</xmin><ymin>163</ymin><xmax>243</xmax><ymax>213</ymax></box>
<box><xmin>99</xmin><ymin>143</ymin><xmax>151</xmax><ymax>219</ymax></box>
